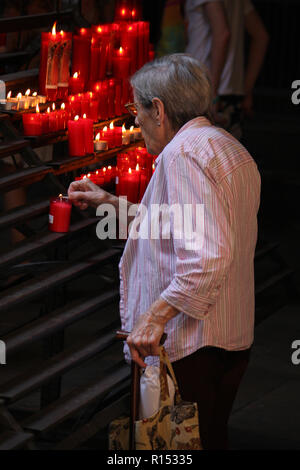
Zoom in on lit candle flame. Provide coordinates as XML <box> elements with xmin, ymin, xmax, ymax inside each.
<box><xmin>59</xmin><ymin>193</ymin><xmax>63</xmax><ymax>200</ymax></box>
<box><xmin>83</xmin><ymin>114</ymin><xmax>87</xmax><ymax>119</ymax></box>
<box><xmin>121</xmin><ymin>8</ymin><xmax>126</xmax><ymax>16</ymax></box>
<box><xmin>97</xmin><ymin>26</ymin><xmax>102</xmax><ymax>33</ymax></box>
<box><xmin>25</xmin><ymin>89</ymin><xmax>30</xmax><ymax>96</ymax></box>
<box><xmin>52</xmin><ymin>102</ymin><xmax>55</xmax><ymax>111</ymax></box>
<box><xmin>132</xmin><ymin>9</ymin><xmax>136</xmax><ymax>17</ymax></box>
<box><xmin>52</xmin><ymin>22</ymin><xmax>57</xmax><ymax>35</ymax></box>
<box><xmin>80</xmin><ymin>28</ymin><xmax>86</xmax><ymax>34</ymax></box>
<box><xmin>95</xmin><ymin>132</ymin><xmax>100</xmax><ymax>141</ymax></box>
<box><xmin>61</xmin><ymin>102</ymin><xmax>65</xmax><ymax>110</ymax></box>
<box><xmin>7</xmin><ymin>91</ymin><xmax>11</xmax><ymax>99</ymax></box>
<box><xmin>89</xmin><ymin>92</ymin><xmax>93</xmax><ymax>98</ymax></box>
<box><xmin>103</xmin><ymin>167</ymin><xmax>107</xmax><ymax>172</ymax></box>
<box><xmin>109</xmin><ymin>121</ymin><xmax>114</xmax><ymax>130</ymax></box>
<box><xmin>129</xmin><ymin>168</ymin><xmax>132</xmax><ymax>174</ymax></box>
<box><xmin>108</xmin><ymin>166</ymin><xmax>112</xmax><ymax>170</ymax></box>
<box><xmin>36</xmin><ymin>103</ymin><xmax>40</xmax><ymax>113</ymax></box>
<box><xmin>130</xmin><ymin>126</ymin><xmax>134</xmax><ymax>132</ymax></box>
<box><xmin>47</xmin><ymin>107</ymin><xmax>51</xmax><ymax>114</ymax></box>
<box><xmin>103</xmin><ymin>126</ymin><xmax>108</xmax><ymax>132</ymax></box>
<box><xmin>32</xmin><ymin>91</ymin><xmax>37</xmax><ymax>97</ymax></box>
<box><xmin>136</xmin><ymin>163</ymin><xmax>139</xmax><ymax>171</ymax></box>
<box><xmin>87</xmin><ymin>173</ymin><xmax>91</xmax><ymax>177</ymax></box>
<box><xmin>122</xmin><ymin>124</ymin><xmax>126</xmax><ymax>132</ymax></box>
<box><xmin>73</xmin><ymin>72</ymin><xmax>78</xmax><ymax>79</ymax></box>
<box><xmin>74</xmin><ymin>115</ymin><xmax>79</xmax><ymax>121</ymax></box>
<box><xmin>17</xmin><ymin>93</ymin><xmax>22</xmax><ymax>100</ymax></box>
<box><xmin>119</xmin><ymin>47</ymin><xmax>124</xmax><ymax>55</ymax></box>
<box><xmin>96</xmin><ymin>170</ymin><xmax>99</xmax><ymax>175</ymax></box>
<box><xmin>152</xmin><ymin>163</ymin><xmax>155</xmax><ymax>170</ymax></box>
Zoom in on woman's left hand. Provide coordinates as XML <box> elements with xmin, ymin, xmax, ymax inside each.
<box><xmin>126</xmin><ymin>298</ymin><xmax>179</xmax><ymax>368</ymax></box>
<box><xmin>127</xmin><ymin>311</ymin><xmax>164</xmax><ymax>368</ymax></box>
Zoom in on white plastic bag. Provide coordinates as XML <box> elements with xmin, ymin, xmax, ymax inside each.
<box><xmin>139</xmin><ymin>365</ymin><xmax>175</xmax><ymax>420</ymax></box>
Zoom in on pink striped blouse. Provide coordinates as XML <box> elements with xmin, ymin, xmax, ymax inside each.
<box><xmin>119</xmin><ymin>117</ymin><xmax>261</xmax><ymax>364</ymax></box>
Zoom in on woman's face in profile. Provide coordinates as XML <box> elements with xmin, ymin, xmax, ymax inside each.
<box><xmin>134</xmin><ymin>97</ymin><xmax>165</xmax><ymax>156</ymax></box>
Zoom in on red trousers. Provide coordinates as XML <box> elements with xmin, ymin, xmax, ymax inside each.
<box><xmin>172</xmin><ymin>345</ymin><xmax>251</xmax><ymax>450</ymax></box>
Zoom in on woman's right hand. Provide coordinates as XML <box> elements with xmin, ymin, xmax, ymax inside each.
<box><xmin>68</xmin><ymin>178</ymin><xmax>109</xmax><ymax>210</ymax></box>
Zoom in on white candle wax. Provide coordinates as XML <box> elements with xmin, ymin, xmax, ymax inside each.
<box><xmin>122</xmin><ymin>133</ymin><xmax>130</xmax><ymax>145</ymax></box>
<box><xmin>94</xmin><ymin>140</ymin><xmax>108</xmax><ymax>152</ymax></box>
<box><xmin>133</xmin><ymin>128</ymin><xmax>142</xmax><ymax>140</ymax></box>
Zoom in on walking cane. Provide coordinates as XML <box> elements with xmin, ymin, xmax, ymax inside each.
<box><xmin>115</xmin><ymin>330</ymin><xmax>167</xmax><ymax>450</ymax></box>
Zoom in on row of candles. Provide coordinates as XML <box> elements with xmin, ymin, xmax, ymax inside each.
<box><xmin>40</xmin><ymin>19</ymin><xmax>152</xmax><ymax>105</ymax></box>
<box><xmin>49</xmin><ymin>147</ymin><xmax>157</xmax><ymax>233</ymax></box>
<box><xmin>75</xmin><ymin>148</ymin><xmax>156</xmax><ymax>202</ymax></box>
<box><xmin>22</xmin><ymin>103</ymin><xmax>141</xmax><ymax>153</ymax></box>
<box><xmin>1</xmin><ymin>90</ymin><xmax>47</xmax><ymax>111</ymax></box>
<box><xmin>69</xmin><ymin>117</ymin><xmax>142</xmax><ymax>157</ymax></box>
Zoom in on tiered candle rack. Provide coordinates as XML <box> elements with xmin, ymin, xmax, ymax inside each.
<box><xmin>0</xmin><ymin>72</ymin><xmax>140</xmax><ymax>449</ymax></box>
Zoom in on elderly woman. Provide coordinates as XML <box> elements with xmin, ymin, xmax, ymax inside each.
<box><xmin>68</xmin><ymin>53</ymin><xmax>261</xmax><ymax>449</ymax></box>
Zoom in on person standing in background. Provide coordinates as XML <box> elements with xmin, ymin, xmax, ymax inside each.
<box><xmin>185</xmin><ymin>0</ymin><xmax>269</xmax><ymax>138</ymax></box>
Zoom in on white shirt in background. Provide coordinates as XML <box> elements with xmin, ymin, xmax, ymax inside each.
<box><xmin>185</xmin><ymin>0</ymin><xmax>254</xmax><ymax>95</ymax></box>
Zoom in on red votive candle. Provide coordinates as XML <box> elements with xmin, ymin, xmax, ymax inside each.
<box><xmin>68</xmin><ymin>115</ymin><xmax>85</xmax><ymax>156</ymax></box>
<box><xmin>49</xmin><ymin>103</ymin><xmax>58</xmax><ymax>132</ymax></box>
<box><xmin>22</xmin><ymin>104</ymin><xmax>42</xmax><ymax>136</ymax></box>
<box><xmin>69</xmin><ymin>72</ymin><xmax>85</xmax><ymax>95</ymax></box>
<box><xmin>82</xmin><ymin>114</ymin><xmax>94</xmax><ymax>154</ymax></box>
<box><xmin>49</xmin><ymin>194</ymin><xmax>72</xmax><ymax>232</ymax></box>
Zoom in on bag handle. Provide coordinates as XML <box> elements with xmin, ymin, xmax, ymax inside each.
<box><xmin>159</xmin><ymin>346</ymin><xmax>182</xmax><ymax>405</ymax></box>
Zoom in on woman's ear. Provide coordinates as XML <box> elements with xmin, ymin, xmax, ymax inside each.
<box><xmin>152</xmin><ymin>97</ymin><xmax>164</xmax><ymax>126</ymax></box>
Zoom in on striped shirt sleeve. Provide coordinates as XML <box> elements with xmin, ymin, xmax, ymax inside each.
<box><xmin>160</xmin><ymin>150</ymin><xmax>235</xmax><ymax>320</ymax></box>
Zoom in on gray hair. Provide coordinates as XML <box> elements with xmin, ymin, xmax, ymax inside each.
<box><xmin>130</xmin><ymin>53</ymin><xmax>212</xmax><ymax>131</ymax></box>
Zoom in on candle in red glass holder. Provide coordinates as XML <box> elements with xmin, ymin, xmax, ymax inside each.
<box><xmin>57</xmin><ymin>102</ymin><xmax>67</xmax><ymax>130</ymax></box>
<box><xmin>115</xmin><ymin>4</ymin><xmax>132</xmax><ymax>21</ymax></box>
<box><xmin>95</xmin><ymin>80</ymin><xmax>108</xmax><ymax>120</ymax></box>
<box><xmin>69</xmin><ymin>72</ymin><xmax>84</xmax><ymax>95</ymax></box>
<box><xmin>39</xmin><ymin>22</ymin><xmax>61</xmax><ymax>101</ymax></box>
<box><xmin>72</xmin><ymin>29</ymin><xmax>91</xmax><ymax>90</ymax></box>
<box><xmin>48</xmin><ymin>102</ymin><xmax>58</xmax><ymax>132</ymax></box>
<box><xmin>93</xmin><ymin>170</ymin><xmax>105</xmax><ymax>186</ymax></box>
<box><xmin>68</xmin><ymin>95</ymin><xmax>81</xmax><ymax>120</ymax></box>
<box><xmin>80</xmin><ymin>95</ymin><xmax>89</xmax><ymax>117</ymax></box>
<box><xmin>57</xmin><ymin>31</ymin><xmax>72</xmax><ymax>100</ymax></box>
<box><xmin>40</xmin><ymin>108</ymin><xmax>50</xmax><ymax>134</ymax></box>
<box><xmin>102</xmin><ymin>122</ymin><xmax>115</xmax><ymax>149</ymax></box>
<box><xmin>107</xmin><ymin>165</ymin><xmax>116</xmax><ymax>182</ymax></box>
<box><xmin>86</xmin><ymin>92</ymin><xmax>99</xmax><ymax>121</ymax></box>
<box><xmin>120</xmin><ymin>167</ymin><xmax>140</xmax><ymax>203</ymax></box>
<box><xmin>120</xmin><ymin>23</ymin><xmax>138</xmax><ymax>74</ymax></box>
<box><xmin>22</xmin><ymin>104</ymin><xmax>43</xmax><ymax>136</ymax></box>
<box><xmin>49</xmin><ymin>194</ymin><xmax>72</xmax><ymax>233</ymax></box>
<box><xmin>138</xmin><ymin>164</ymin><xmax>149</xmax><ymax>201</ymax></box>
<box><xmin>114</xmin><ymin>125</ymin><xmax>123</xmax><ymax>147</ymax></box>
<box><xmin>102</xmin><ymin>167</ymin><xmax>111</xmax><ymax>184</ymax></box>
<box><xmin>82</xmin><ymin>114</ymin><xmax>94</xmax><ymax>154</ymax></box>
<box><xmin>68</xmin><ymin>115</ymin><xmax>85</xmax><ymax>156</ymax></box>
<box><xmin>113</xmin><ymin>47</ymin><xmax>130</xmax><ymax>80</ymax></box>
<box><xmin>108</xmin><ymin>79</ymin><xmax>116</xmax><ymax>118</ymax></box>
